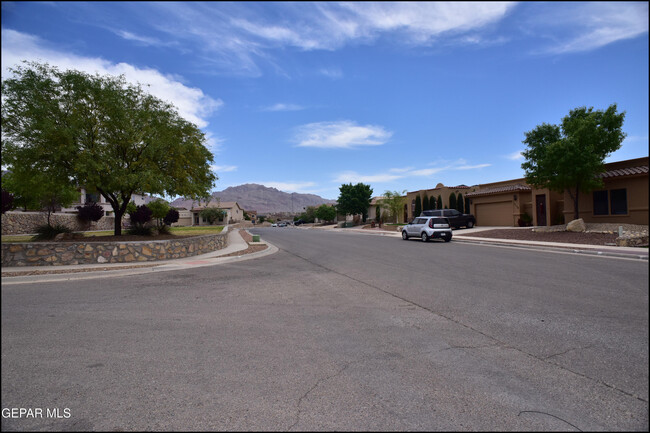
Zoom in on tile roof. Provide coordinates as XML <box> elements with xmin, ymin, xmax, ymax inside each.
<box><xmin>465</xmin><ymin>184</ymin><xmax>531</xmax><ymax>198</ymax></box>
<box><xmin>599</xmin><ymin>165</ymin><xmax>648</xmax><ymax>179</ymax></box>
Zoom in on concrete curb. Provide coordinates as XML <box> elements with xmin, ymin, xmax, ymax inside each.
<box><xmin>328</xmin><ymin>227</ymin><xmax>648</xmax><ymax>260</ymax></box>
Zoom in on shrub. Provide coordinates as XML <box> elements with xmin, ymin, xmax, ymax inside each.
<box><xmin>2</xmin><ymin>189</ymin><xmax>14</xmax><ymax>214</ymax></box>
<box><xmin>127</xmin><ymin>224</ymin><xmax>154</xmax><ymax>236</ymax></box>
<box><xmin>200</xmin><ymin>207</ymin><xmax>226</xmax><ymax>225</ymax></box>
<box><xmin>129</xmin><ymin>204</ymin><xmax>153</xmax><ymax>226</ymax></box>
<box><xmin>77</xmin><ymin>202</ymin><xmax>104</xmax><ymax>223</ymax></box>
<box><xmin>518</xmin><ymin>213</ymin><xmax>533</xmax><ymax>227</ymax></box>
<box><xmin>163</xmin><ymin>208</ymin><xmax>180</xmax><ymax>226</ymax></box>
<box><xmin>31</xmin><ymin>223</ymin><xmax>72</xmax><ymax>241</ymax></box>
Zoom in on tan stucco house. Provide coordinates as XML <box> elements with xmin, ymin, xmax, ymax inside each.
<box><xmin>465</xmin><ymin>157</ymin><xmax>648</xmax><ymax>227</ymax></box>
<box><xmin>190</xmin><ymin>201</ymin><xmax>245</xmax><ymax>226</ymax></box>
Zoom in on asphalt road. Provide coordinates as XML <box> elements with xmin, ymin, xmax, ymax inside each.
<box><xmin>1</xmin><ymin>227</ymin><xmax>648</xmax><ymax>431</ymax></box>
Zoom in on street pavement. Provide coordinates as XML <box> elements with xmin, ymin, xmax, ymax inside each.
<box><xmin>1</xmin><ymin>225</ymin><xmax>647</xmax><ymax>431</ymax></box>
<box><xmin>2</xmin><ymin>225</ymin><xmax>646</xmax><ymax>285</ymax></box>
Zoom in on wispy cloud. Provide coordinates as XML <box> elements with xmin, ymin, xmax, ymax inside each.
<box><xmin>505</xmin><ymin>150</ymin><xmax>524</xmax><ymax>161</ymax></box>
<box><xmin>211</xmin><ymin>165</ymin><xmax>238</xmax><ymax>173</ymax></box>
<box><xmin>1</xmin><ymin>29</ymin><xmax>223</xmax><ymax>129</ymax></box>
<box><xmin>525</xmin><ymin>2</ymin><xmax>648</xmax><ymax>55</ymax></box>
<box><xmin>95</xmin><ymin>2</ymin><xmax>516</xmax><ymax>76</ymax></box>
<box><xmin>262</xmin><ymin>103</ymin><xmax>305</xmax><ymax>112</ymax></box>
<box><xmin>334</xmin><ymin>159</ymin><xmax>491</xmax><ymax>184</ymax></box>
<box><xmin>294</xmin><ymin>120</ymin><xmax>392</xmax><ymax>149</ymax></box>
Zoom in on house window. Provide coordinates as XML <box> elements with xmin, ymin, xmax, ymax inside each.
<box><xmin>85</xmin><ymin>192</ymin><xmax>99</xmax><ymax>204</ymax></box>
<box><xmin>610</xmin><ymin>189</ymin><xmax>628</xmax><ymax>215</ymax></box>
<box><xmin>593</xmin><ymin>190</ymin><xmax>608</xmax><ymax>215</ymax></box>
<box><xmin>593</xmin><ymin>189</ymin><xmax>627</xmax><ymax>216</ymax></box>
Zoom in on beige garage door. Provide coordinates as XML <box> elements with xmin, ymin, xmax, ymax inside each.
<box><xmin>475</xmin><ymin>201</ymin><xmax>513</xmax><ymax>226</ymax></box>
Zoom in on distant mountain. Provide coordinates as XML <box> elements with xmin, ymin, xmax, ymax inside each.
<box><xmin>170</xmin><ymin>183</ymin><xmax>336</xmax><ymax>214</ymax></box>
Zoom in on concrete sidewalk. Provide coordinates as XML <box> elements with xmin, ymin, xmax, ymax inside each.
<box><xmin>1</xmin><ymin>228</ymin><xmax>278</xmax><ymax>284</ymax></box>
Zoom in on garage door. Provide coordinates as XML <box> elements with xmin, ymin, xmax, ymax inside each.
<box><xmin>475</xmin><ymin>202</ymin><xmax>513</xmax><ymax>226</ymax></box>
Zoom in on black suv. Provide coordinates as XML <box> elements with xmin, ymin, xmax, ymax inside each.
<box><xmin>421</xmin><ymin>209</ymin><xmax>476</xmax><ymax>229</ymax></box>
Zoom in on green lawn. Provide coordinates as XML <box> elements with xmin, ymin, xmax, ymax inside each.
<box><xmin>1</xmin><ymin>225</ymin><xmax>224</xmax><ymax>243</ymax></box>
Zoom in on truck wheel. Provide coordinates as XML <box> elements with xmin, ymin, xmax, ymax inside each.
<box><xmin>467</xmin><ymin>221</ymin><xmax>474</xmax><ymax>228</ymax></box>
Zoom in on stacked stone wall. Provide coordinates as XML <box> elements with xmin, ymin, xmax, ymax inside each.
<box><xmin>1</xmin><ymin>233</ymin><xmax>227</xmax><ymax>267</ymax></box>
<box><xmin>1</xmin><ymin>211</ymin><xmax>121</xmax><ymax>235</ymax></box>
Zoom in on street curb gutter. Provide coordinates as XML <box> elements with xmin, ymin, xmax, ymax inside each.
<box><xmin>451</xmin><ymin>237</ymin><xmax>648</xmax><ymax>260</ymax></box>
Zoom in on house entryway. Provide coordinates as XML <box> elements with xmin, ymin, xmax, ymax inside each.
<box><xmin>536</xmin><ymin>194</ymin><xmax>547</xmax><ymax>226</ymax></box>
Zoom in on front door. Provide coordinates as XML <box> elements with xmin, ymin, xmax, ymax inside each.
<box><xmin>536</xmin><ymin>194</ymin><xmax>547</xmax><ymax>226</ymax></box>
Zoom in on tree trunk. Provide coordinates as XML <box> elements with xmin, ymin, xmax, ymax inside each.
<box><xmin>114</xmin><ymin>208</ymin><xmax>123</xmax><ymax>236</ymax></box>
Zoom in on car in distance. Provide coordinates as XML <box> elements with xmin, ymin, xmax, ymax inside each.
<box><xmin>402</xmin><ymin>216</ymin><xmax>452</xmax><ymax>242</ymax></box>
<box><xmin>421</xmin><ymin>209</ymin><xmax>476</xmax><ymax>229</ymax></box>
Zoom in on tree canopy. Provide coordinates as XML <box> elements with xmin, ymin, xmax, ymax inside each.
<box><xmin>315</xmin><ymin>204</ymin><xmax>337</xmax><ymax>222</ymax></box>
<box><xmin>1</xmin><ymin>62</ymin><xmax>217</xmax><ymax>235</ymax></box>
<box><xmin>521</xmin><ymin>104</ymin><xmax>626</xmax><ymax>220</ymax></box>
<box><xmin>336</xmin><ymin>183</ymin><xmax>373</xmax><ymax>221</ymax></box>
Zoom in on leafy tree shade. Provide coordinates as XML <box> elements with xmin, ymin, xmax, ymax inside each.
<box><xmin>521</xmin><ymin>104</ymin><xmax>626</xmax><ymax>220</ymax></box>
<box><xmin>379</xmin><ymin>190</ymin><xmax>406</xmax><ymax>224</ymax></box>
<box><xmin>414</xmin><ymin>195</ymin><xmax>422</xmax><ymax>217</ymax></box>
<box><xmin>337</xmin><ymin>183</ymin><xmax>373</xmax><ymax>221</ymax></box>
<box><xmin>457</xmin><ymin>193</ymin><xmax>464</xmax><ymax>214</ymax></box>
<box><xmin>147</xmin><ymin>198</ymin><xmax>171</xmax><ymax>228</ymax></box>
<box><xmin>1</xmin><ymin>62</ymin><xmax>216</xmax><ymax>235</ymax></box>
<box><xmin>315</xmin><ymin>204</ymin><xmax>337</xmax><ymax>222</ymax></box>
<box><xmin>2</xmin><ymin>189</ymin><xmax>14</xmax><ymax>214</ymax></box>
<box><xmin>200</xmin><ymin>207</ymin><xmax>226</xmax><ymax>225</ymax></box>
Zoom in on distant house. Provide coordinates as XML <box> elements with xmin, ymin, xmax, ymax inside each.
<box><xmin>190</xmin><ymin>201</ymin><xmax>245</xmax><ymax>226</ymax></box>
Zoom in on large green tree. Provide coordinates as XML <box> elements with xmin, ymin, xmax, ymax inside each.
<box><xmin>315</xmin><ymin>204</ymin><xmax>337</xmax><ymax>222</ymax></box>
<box><xmin>521</xmin><ymin>104</ymin><xmax>626</xmax><ymax>220</ymax></box>
<box><xmin>1</xmin><ymin>62</ymin><xmax>217</xmax><ymax>235</ymax></box>
<box><xmin>336</xmin><ymin>183</ymin><xmax>373</xmax><ymax>222</ymax></box>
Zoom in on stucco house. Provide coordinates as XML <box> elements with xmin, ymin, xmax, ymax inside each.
<box><xmin>189</xmin><ymin>201</ymin><xmax>245</xmax><ymax>226</ymax></box>
<box><xmin>60</xmin><ymin>188</ymin><xmax>156</xmax><ymax>216</ymax></box>
<box><xmin>465</xmin><ymin>156</ymin><xmax>648</xmax><ymax>227</ymax></box>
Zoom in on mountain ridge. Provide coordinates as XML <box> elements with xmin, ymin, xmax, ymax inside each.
<box><xmin>170</xmin><ymin>183</ymin><xmax>336</xmax><ymax>214</ymax></box>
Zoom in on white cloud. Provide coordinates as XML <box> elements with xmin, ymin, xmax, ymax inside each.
<box><xmin>262</xmin><ymin>103</ymin><xmax>305</xmax><ymax>112</ymax></box>
<box><xmin>334</xmin><ymin>159</ymin><xmax>490</xmax><ymax>184</ymax></box>
<box><xmin>295</xmin><ymin>120</ymin><xmax>392</xmax><ymax>149</ymax></box>
<box><xmin>528</xmin><ymin>2</ymin><xmax>648</xmax><ymax>55</ymax></box>
<box><xmin>1</xmin><ymin>29</ymin><xmax>223</xmax><ymax>129</ymax></box>
<box><xmin>334</xmin><ymin>171</ymin><xmax>403</xmax><ymax>184</ymax></box>
<box><xmin>211</xmin><ymin>165</ymin><xmax>238</xmax><ymax>173</ymax></box>
<box><xmin>319</xmin><ymin>67</ymin><xmax>343</xmax><ymax>79</ymax></box>
<box><xmin>505</xmin><ymin>150</ymin><xmax>524</xmax><ymax>161</ymax></box>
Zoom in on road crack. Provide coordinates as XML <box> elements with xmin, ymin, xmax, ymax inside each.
<box><xmin>288</xmin><ymin>363</ymin><xmax>351</xmax><ymax>431</ymax></box>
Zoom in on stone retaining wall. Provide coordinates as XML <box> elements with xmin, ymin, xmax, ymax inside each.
<box><xmin>1</xmin><ymin>211</ymin><xmax>121</xmax><ymax>235</ymax></box>
<box><xmin>1</xmin><ymin>233</ymin><xmax>228</xmax><ymax>267</ymax></box>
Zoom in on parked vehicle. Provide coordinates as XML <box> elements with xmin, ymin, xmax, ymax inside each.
<box><xmin>402</xmin><ymin>216</ymin><xmax>452</xmax><ymax>242</ymax></box>
<box><xmin>278</xmin><ymin>222</ymin><xmax>287</xmax><ymax>227</ymax></box>
<box><xmin>271</xmin><ymin>223</ymin><xmax>278</xmax><ymax>227</ymax></box>
<box><xmin>294</xmin><ymin>219</ymin><xmax>304</xmax><ymax>226</ymax></box>
<box><xmin>421</xmin><ymin>209</ymin><xmax>476</xmax><ymax>229</ymax></box>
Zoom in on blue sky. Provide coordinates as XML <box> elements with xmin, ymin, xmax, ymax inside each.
<box><xmin>2</xmin><ymin>1</ymin><xmax>648</xmax><ymax>200</ymax></box>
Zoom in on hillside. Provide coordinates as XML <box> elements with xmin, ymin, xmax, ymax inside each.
<box><xmin>171</xmin><ymin>183</ymin><xmax>336</xmax><ymax>214</ymax></box>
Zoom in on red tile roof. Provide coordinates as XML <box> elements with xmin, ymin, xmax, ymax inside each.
<box><xmin>465</xmin><ymin>184</ymin><xmax>531</xmax><ymax>198</ymax></box>
<box><xmin>599</xmin><ymin>165</ymin><xmax>648</xmax><ymax>179</ymax></box>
